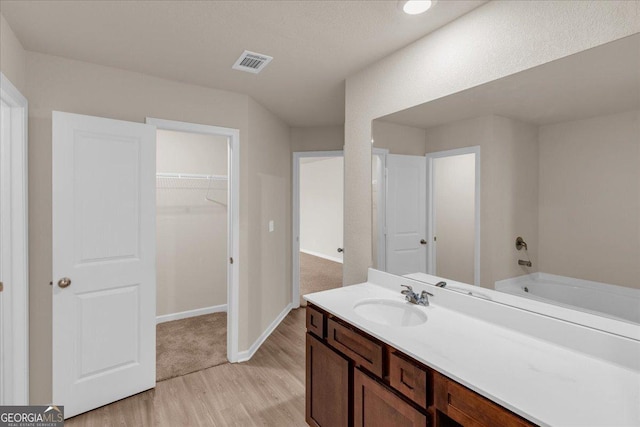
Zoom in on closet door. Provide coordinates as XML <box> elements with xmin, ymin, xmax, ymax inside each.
<box><xmin>52</xmin><ymin>111</ymin><xmax>156</xmax><ymax>418</ymax></box>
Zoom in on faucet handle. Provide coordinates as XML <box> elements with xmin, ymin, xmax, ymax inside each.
<box><xmin>421</xmin><ymin>290</ymin><xmax>434</xmax><ymax>297</ymax></box>
<box><xmin>400</xmin><ymin>284</ymin><xmax>413</xmax><ymax>295</ymax></box>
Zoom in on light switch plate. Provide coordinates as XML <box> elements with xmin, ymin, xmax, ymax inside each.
<box><xmin>269</xmin><ymin>220</ymin><xmax>274</xmax><ymax>232</ymax></box>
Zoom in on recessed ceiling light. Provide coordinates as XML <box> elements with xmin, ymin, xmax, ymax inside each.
<box><xmin>401</xmin><ymin>0</ymin><xmax>436</xmax><ymax>15</ymax></box>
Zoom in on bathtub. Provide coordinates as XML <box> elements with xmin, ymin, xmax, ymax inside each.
<box><xmin>495</xmin><ymin>273</ymin><xmax>640</xmax><ymax>324</ymax></box>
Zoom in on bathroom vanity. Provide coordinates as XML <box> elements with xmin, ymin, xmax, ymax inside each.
<box><xmin>304</xmin><ymin>269</ymin><xmax>640</xmax><ymax>427</ymax></box>
<box><xmin>306</xmin><ymin>304</ymin><xmax>532</xmax><ymax>426</ymax></box>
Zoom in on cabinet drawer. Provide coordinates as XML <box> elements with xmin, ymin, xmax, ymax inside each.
<box><xmin>327</xmin><ymin>318</ymin><xmax>384</xmax><ymax>377</ymax></box>
<box><xmin>306</xmin><ymin>306</ymin><xmax>325</xmax><ymax>338</ymax></box>
<box><xmin>354</xmin><ymin>368</ymin><xmax>428</xmax><ymax>427</ymax></box>
<box><xmin>433</xmin><ymin>372</ymin><xmax>534</xmax><ymax>427</ymax></box>
<box><xmin>389</xmin><ymin>352</ymin><xmax>429</xmax><ymax>409</ymax></box>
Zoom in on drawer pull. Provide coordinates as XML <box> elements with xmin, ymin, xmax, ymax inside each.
<box><xmin>400</xmin><ymin>369</ymin><xmax>415</xmax><ymax>391</ymax></box>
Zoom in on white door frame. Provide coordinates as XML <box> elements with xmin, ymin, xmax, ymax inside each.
<box><xmin>372</xmin><ymin>148</ymin><xmax>388</xmax><ymax>271</ymax></box>
<box><xmin>0</xmin><ymin>73</ymin><xmax>29</xmax><ymax>404</ymax></box>
<box><xmin>292</xmin><ymin>150</ymin><xmax>343</xmax><ymax>308</ymax></box>
<box><xmin>146</xmin><ymin>118</ymin><xmax>241</xmax><ymax>363</ymax></box>
<box><xmin>426</xmin><ymin>146</ymin><xmax>481</xmax><ymax>286</ymax></box>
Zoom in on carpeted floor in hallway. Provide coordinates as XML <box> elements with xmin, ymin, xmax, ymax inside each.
<box><xmin>156</xmin><ymin>312</ymin><xmax>227</xmax><ymax>382</ymax></box>
<box><xmin>299</xmin><ymin>252</ymin><xmax>342</xmax><ymax>306</ymax></box>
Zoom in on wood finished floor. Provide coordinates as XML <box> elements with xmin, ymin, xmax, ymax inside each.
<box><xmin>66</xmin><ymin>308</ymin><xmax>307</xmax><ymax>427</ymax></box>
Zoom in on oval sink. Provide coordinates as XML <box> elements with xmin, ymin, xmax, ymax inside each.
<box><xmin>353</xmin><ymin>299</ymin><xmax>428</xmax><ymax>327</ymax></box>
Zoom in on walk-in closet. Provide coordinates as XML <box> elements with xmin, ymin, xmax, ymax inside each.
<box><xmin>155</xmin><ymin>129</ymin><xmax>229</xmax><ymax>381</ymax></box>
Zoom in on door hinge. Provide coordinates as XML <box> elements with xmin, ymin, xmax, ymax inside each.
<box><xmin>0</xmin><ymin>281</ymin><xmax>3</xmax><ymax>292</ymax></box>
<box><xmin>434</xmin><ymin>236</ymin><xmax>437</xmax><ymax>242</ymax></box>
<box><xmin>230</xmin><ymin>257</ymin><xmax>234</xmax><ymax>264</ymax></box>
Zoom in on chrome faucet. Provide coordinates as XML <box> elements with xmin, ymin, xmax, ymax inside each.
<box><xmin>400</xmin><ymin>285</ymin><xmax>433</xmax><ymax>306</ymax></box>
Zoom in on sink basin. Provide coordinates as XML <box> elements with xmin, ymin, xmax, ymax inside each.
<box><xmin>353</xmin><ymin>299</ymin><xmax>428</xmax><ymax>327</ymax></box>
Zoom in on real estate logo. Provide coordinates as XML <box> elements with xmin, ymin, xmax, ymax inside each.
<box><xmin>0</xmin><ymin>405</ymin><xmax>64</xmax><ymax>427</ymax></box>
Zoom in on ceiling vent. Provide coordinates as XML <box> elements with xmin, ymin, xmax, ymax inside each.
<box><xmin>232</xmin><ymin>50</ymin><xmax>273</xmax><ymax>74</ymax></box>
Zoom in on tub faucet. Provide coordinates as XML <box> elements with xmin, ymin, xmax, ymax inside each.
<box><xmin>518</xmin><ymin>259</ymin><xmax>532</xmax><ymax>267</ymax></box>
<box><xmin>401</xmin><ymin>285</ymin><xmax>433</xmax><ymax>306</ymax></box>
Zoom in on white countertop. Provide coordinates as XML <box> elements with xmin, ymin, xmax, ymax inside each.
<box><xmin>305</xmin><ymin>279</ymin><xmax>640</xmax><ymax>427</ymax></box>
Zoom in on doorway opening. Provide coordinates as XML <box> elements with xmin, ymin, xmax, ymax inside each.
<box><xmin>292</xmin><ymin>151</ymin><xmax>344</xmax><ymax>307</ymax></box>
<box><xmin>147</xmin><ymin>118</ymin><xmax>240</xmax><ymax>381</ymax></box>
<box><xmin>372</xmin><ymin>148</ymin><xmax>389</xmax><ymax>272</ymax></box>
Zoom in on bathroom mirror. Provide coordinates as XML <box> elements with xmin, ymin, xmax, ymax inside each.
<box><xmin>371</xmin><ymin>34</ymin><xmax>640</xmax><ymax>327</ymax></box>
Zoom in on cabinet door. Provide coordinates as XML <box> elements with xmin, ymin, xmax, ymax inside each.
<box><xmin>306</xmin><ymin>334</ymin><xmax>351</xmax><ymax>427</ymax></box>
<box><xmin>354</xmin><ymin>368</ymin><xmax>428</xmax><ymax>427</ymax></box>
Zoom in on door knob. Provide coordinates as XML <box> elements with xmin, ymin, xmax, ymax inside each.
<box><xmin>337</xmin><ymin>248</ymin><xmax>344</xmax><ymax>253</ymax></box>
<box><xmin>420</xmin><ymin>239</ymin><xmax>427</xmax><ymax>245</ymax></box>
<box><xmin>58</xmin><ymin>277</ymin><xmax>72</xmax><ymax>288</ymax></box>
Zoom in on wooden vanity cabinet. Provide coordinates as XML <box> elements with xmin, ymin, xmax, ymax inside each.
<box><xmin>306</xmin><ymin>333</ymin><xmax>351</xmax><ymax>427</ymax></box>
<box><xmin>433</xmin><ymin>372</ymin><xmax>533</xmax><ymax>427</ymax></box>
<box><xmin>305</xmin><ymin>304</ymin><xmax>536</xmax><ymax>427</ymax></box>
<box><xmin>354</xmin><ymin>368</ymin><xmax>428</xmax><ymax>427</ymax></box>
<box><xmin>306</xmin><ymin>305</ymin><xmax>326</xmax><ymax>339</ymax></box>
<box><xmin>327</xmin><ymin>318</ymin><xmax>385</xmax><ymax>377</ymax></box>
<box><xmin>389</xmin><ymin>351</ymin><xmax>430</xmax><ymax>410</ymax></box>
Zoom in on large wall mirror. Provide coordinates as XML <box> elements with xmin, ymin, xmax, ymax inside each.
<box><xmin>371</xmin><ymin>34</ymin><xmax>639</xmax><ymax>329</ymax></box>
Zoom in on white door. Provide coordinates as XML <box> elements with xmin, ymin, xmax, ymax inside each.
<box><xmin>385</xmin><ymin>155</ymin><xmax>427</xmax><ymax>275</ymax></box>
<box><xmin>52</xmin><ymin>112</ymin><xmax>156</xmax><ymax>418</ymax></box>
<box><xmin>0</xmin><ymin>75</ymin><xmax>29</xmax><ymax>405</ymax></box>
<box><xmin>0</xmin><ymin>99</ymin><xmax>11</xmax><ymax>404</ymax></box>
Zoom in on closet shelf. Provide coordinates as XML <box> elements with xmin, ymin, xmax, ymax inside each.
<box><xmin>156</xmin><ymin>172</ymin><xmax>228</xmax><ymax>181</ymax></box>
<box><xmin>156</xmin><ymin>173</ymin><xmax>228</xmax><ymax>195</ymax></box>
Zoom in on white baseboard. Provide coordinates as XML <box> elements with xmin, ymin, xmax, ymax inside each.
<box><xmin>236</xmin><ymin>302</ymin><xmax>293</xmax><ymax>362</ymax></box>
<box><xmin>300</xmin><ymin>248</ymin><xmax>343</xmax><ymax>264</ymax></box>
<box><xmin>156</xmin><ymin>304</ymin><xmax>227</xmax><ymax>324</ymax></box>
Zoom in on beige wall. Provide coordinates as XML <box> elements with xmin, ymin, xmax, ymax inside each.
<box><xmin>26</xmin><ymin>51</ymin><xmax>291</xmax><ymax>403</ymax></box>
<box><xmin>157</xmin><ymin>130</ymin><xmax>228</xmax><ymax>176</ymax></box>
<box><xmin>0</xmin><ymin>13</ymin><xmax>27</xmax><ymax>93</ymax></box>
<box><xmin>300</xmin><ymin>157</ymin><xmax>344</xmax><ymax>261</ymax></box>
<box><xmin>344</xmin><ymin>0</ymin><xmax>640</xmax><ymax>285</ymax></box>
<box><xmin>490</xmin><ymin>116</ymin><xmax>540</xmax><ymax>284</ymax></box>
<box><xmin>372</xmin><ymin>120</ymin><xmax>426</xmax><ymax>156</ymax></box>
<box><xmin>538</xmin><ymin>110</ymin><xmax>640</xmax><ymax>289</ymax></box>
<box><xmin>242</xmin><ymin>97</ymin><xmax>291</xmax><ymax>350</ymax></box>
<box><xmin>424</xmin><ymin>115</ymin><xmax>539</xmax><ymax>288</ymax></box>
<box><xmin>156</xmin><ymin>130</ymin><xmax>228</xmax><ymax>316</ymax></box>
<box><xmin>433</xmin><ymin>153</ymin><xmax>476</xmax><ymax>284</ymax></box>
<box><xmin>291</xmin><ymin>125</ymin><xmax>344</xmax><ymax>152</ymax></box>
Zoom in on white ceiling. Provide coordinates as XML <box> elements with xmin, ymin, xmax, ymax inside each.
<box><xmin>379</xmin><ymin>34</ymin><xmax>640</xmax><ymax>129</ymax></box>
<box><xmin>0</xmin><ymin>0</ymin><xmax>486</xmax><ymax>127</ymax></box>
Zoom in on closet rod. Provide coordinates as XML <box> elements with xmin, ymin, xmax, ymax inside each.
<box><xmin>156</xmin><ymin>172</ymin><xmax>228</xmax><ymax>181</ymax></box>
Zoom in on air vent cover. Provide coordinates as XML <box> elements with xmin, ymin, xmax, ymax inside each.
<box><xmin>232</xmin><ymin>50</ymin><xmax>273</xmax><ymax>74</ymax></box>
